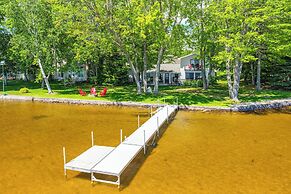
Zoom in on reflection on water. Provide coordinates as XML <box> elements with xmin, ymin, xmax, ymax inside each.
<box><xmin>0</xmin><ymin>101</ymin><xmax>290</xmax><ymax>194</ymax></box>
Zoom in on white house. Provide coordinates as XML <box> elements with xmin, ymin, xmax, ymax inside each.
<box><xmin>52</xmin><ymin>64</ymin><xmax>88</xmax><ymax>82</ymax></box>
<box><xmin>15</xmin><ymin>64</ymin><xmax>88</xmax><ymax>82</ymax></box>
<box><xmin>147</xmin><ymin>54</ymin><xmax>203</xmax><ymax>85</ymax></box>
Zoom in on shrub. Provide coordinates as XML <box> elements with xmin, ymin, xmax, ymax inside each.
<box><xmin>183</xmin><ymin>80</ymin><xmax>203</xmax><ymax>87</ymax></box>
<box><xmin>209</xmin><ymin>76</ymin><xmax>218</xmax><ymax>85</ymax></box>
<box><xmin>19</xmin><ymin>87</ymin><xmax>30</xmax><ymax>93</ymax></box>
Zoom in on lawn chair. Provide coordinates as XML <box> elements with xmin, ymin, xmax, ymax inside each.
<box><xmin>78</xmin><ymin>88</ymin><xmax>87</xmax><ymax>96</ymax></box>
<box><xmin>90</xmin><ymin>87</ymin><xmax>97</xmax><ymax>96</ymax></box>
<box><xmin>100</xmin><ymin>87</ymin><xmax>107</xmax><ymax>97</ymax></box>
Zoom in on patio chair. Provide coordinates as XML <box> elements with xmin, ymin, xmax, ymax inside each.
<box><xmin>100</xmin><ymin>87</ymin><xmax>107</xmax><ymax>97</ymax></box>
<box><xmin>90</xmin><ymin>87</ymin><xmax>97</xmax><ymax>96</ymax></box>
<box><xmin>78</xmin><ymin>88</ymin><xmax>87</xmax><ymax>96</ymax></box>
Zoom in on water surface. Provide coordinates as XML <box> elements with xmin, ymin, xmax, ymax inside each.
<box><xmin>0</xmin><ymin>102</ymin><xmax>290</xmax><ymax>193</ymax></box>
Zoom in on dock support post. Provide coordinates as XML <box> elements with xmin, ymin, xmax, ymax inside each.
<box><xmin>91</xmin><ymin>131</ymin><xmax>94</xmax><ymax>147</ymax></box>
<box><xmin>150</xmin><ymin>106</ymin><xmax>153</xmax><ymax>117</ymax></box>
<box><xmin>120</xmin><ymin>129</ymin><xmax>123</xmax><ymax>143</ymax></box>
<box><xmin>138</xmin><ymin>114</ymin><xmax>140</xmax><ymax>128</ymax></box>
<box><xmin>167</xmin><ymin>107</ymin><xmax>169</xmax><ymax>123</ymax></box>
<box><xmin>63</xmin><ymin>147</ymin><xmax>66</xmax><ymax>177</ymax></box>
<box><xmin>143</xmin><ymin>130</ymin><xmax>146</xmax><ymax>155</ymax></box>
<box><xmin>118</xmin><ymin>176</ymin><xmax>120</xmax><ymax>188</ymax></box>
<box><xmin>91</xmin><ymin>172</ymin><xmax>94</xmax><ymax>184</ymax></box>
<box><xmin>157</xmin><ymin>117</ymin><xmax>159</xmax><ymax>136</ymax></box>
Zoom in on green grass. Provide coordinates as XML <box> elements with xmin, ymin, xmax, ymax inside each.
<box><xmin>1</xmin><ymin>80</ymin><xmax>290</xmax><ymax>107</ymax></box>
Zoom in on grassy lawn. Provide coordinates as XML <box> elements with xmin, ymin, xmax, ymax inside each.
<box><xmin>1</xmin><ymin>80</ymin><xmax>290</xmax><ymax>107</ymax></box>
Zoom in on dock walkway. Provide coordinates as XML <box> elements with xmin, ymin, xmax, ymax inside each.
<box><xmin>64</xmin><ymin>105</ymin><xmax>178</xmax><ymax>187</ymax></box>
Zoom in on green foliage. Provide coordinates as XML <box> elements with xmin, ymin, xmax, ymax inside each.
<box><xmin>183</xmin><ymin>80</ymin><xmax>203</xmax><ymax>87</ymax></box>
<box><xmin>264</xmin><ymin>57</ymin><xmax>291</xmax><ymax>90</ymax></box>
<box><xmin>209</xmin><ymin>76</ymin><xmax>218</xmax><ymax>85</ymax></box>
<box><xmin>0</xmin><ymin>0</ymin><xmax>290</xmax><ymax>96</ymax></box>
<box><xmin>19</xmin><ymin>87</ymin><xmax>30</xmax><ymax>93</ymax></box>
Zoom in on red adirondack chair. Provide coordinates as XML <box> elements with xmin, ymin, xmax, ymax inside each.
<box><xmin>78</xmin><ymin>88</ymin><xmax>87</xmax><ymax>96</ymax></box>
<box><xmin>100</xmin><ymin>87</ymin><xmax>107</xmax><ymax>97</ymax></box>
<box><xmin>90</xmin><ymin>87</ymin><xmax>97</xmax><ymax>96</ymax></box>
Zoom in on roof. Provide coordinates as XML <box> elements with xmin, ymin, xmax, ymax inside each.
<box><xmin>148</xmin><ymin>54</ymin><xmax>196</xmax><ymax>73</ymax></box>
<box><xmin>160</xmin><ymin>63</ymin><xmax>180</xmax><ymax>73</ymax></box>
<box><xmin>178</xmin><ymin>53</ymin><xmax>195</xmax><ymax>59</ymax></box>
<box><xmin>168</xmin><ymin>53</ymin><xmax>196</xmax><ymax>65</ymax></box>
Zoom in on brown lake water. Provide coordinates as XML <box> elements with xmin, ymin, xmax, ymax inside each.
<box><xmin>0</xmin><ymin>101</ymin><xmax>290</xmax><ymax>194</ymax></box>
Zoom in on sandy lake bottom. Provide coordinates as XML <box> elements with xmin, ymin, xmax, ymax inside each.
<box><xmin>0</xmin><ymin>101</ymin><xmax>290</xmax><ymax>194</ymax></box>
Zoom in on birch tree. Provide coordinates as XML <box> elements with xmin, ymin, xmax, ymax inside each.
<box><xmin>212</xmin><ymin>0</ymin><xmax>256</xmax><ymax>101</ymax></box>
<box><xmin>5</xmin><ymin>0</ymin><xmax>57</xmax><ymax>93</ymax></box>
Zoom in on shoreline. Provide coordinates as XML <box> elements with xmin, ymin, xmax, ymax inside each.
<box><xmin>0</xmin><ymin>94</ymin><xmax>290</xmax><ymax>112</ymax></box>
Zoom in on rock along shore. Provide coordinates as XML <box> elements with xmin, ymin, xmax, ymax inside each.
<box><xmin>0</xmin><ymin>94</ymin><xmax>290</xmax><ymax>112</ymax></box>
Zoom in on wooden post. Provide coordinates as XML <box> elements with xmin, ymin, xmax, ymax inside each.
<box><xmin>120</xmin><ymin>129</ymin><xmax>123</xmax><ymax>143</ymax></box>
<box><xmin>143</xmin><ymin>130</ymin><xmax>146</xmax><ymax>155</ymax></box>
<box><xmin>91</xmin><ymin>131</ymin><xmax>94</xmax><ymax>147</ymax></box>
<box><xmin>150</xmin><ymin>106</ymin><xmax>153</xmax><ymax>117</ymax></box>
<box><xmin>63</xmin><ymin>147</ymin><xmax>66</xmax><ymax>177</ymax></box>
<box><xmin>138</xmin><ymin>114</ymin><xmax>140</xmax><ymax>128</ymax></box>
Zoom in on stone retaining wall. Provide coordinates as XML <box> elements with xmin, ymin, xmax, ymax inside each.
<box><xmin>230</xmin><ymin>99</ymin><xmax>291</xmax><ymax>112</ymax></box>
<box><xmin>1</xmin><ymin>94</ymin><xmax>290</xmax><ymax>112</ymax></box>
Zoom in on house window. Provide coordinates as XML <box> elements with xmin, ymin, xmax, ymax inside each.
<box><xmin>195</xmin><ymin>72</ymin><xmax>201</xmax><ymax>79</ymax></box>
<box><xmin>173</xmin><ymin>73</ymin><xmax>179</xmax><ymax>83</ymax></box>
<box><xmin>165</xmin><ymin>73</ymin><xmax>169</xmax><ymax>84</ymax></box>
<box><xmin>186</xmin><ymin>72</ymin><xmax>194</xmax><ymax>80</ymax></box>
<box><xmin>159</xmin><ymin>73</ymin><xmax>163</xmax><ymax>83</ymax></box>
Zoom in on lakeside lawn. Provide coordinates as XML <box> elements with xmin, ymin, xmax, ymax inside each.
<box><xmin>1</xmin><ymin>80</ymin><xmax>290</xmax><ymax>107</ymax></box>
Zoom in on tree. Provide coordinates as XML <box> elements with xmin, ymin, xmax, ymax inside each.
<box><xmin>186</xmin><ymin>0</ymin><xmax>211</xmax><ymax>89</ymax></box>
<box><xmin>152</xmin><ymin>0</ymin><xmax>185</xmax><ymax>95</ymax></box>
<box><xmin>211</xmin><ymin>0</ymin><xmax>256</xmax><ymax>101</ymax></box>
<box><xmin>0</xmin><ymin>4</ymin><xmax>10</xmax><ymax>64</ymax></box>
<box><xmin>4</xmin><ymin>0</ymin><xmax>65</xmax><ymax>93</ymax></box>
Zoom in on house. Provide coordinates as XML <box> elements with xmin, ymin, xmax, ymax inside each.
<box><xmin>147</xmin><ymin>54</ymin><xmax>203</xmax><ymax>85</ymax></box>
<box><xmin>15</xmin><ymin>64</ymin><xmax>88</xmax><ymax>82</ymax></box>
<box><xmin>52</xmin><ymin>65</ymin><xmax>88</xmax><ymax>82</ymax></box>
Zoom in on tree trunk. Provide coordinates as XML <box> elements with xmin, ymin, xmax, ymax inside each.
<box><xmin>256</xmin><ymin>53</ymin><xmax>261</xmax><ymax>91</ymax></box>
<box><xmin>243</xmin><ymin>68</ymin><xmax>248</xmax><ymax>84</ymax></box>
<box><xmin>124</xmin><ymin>53</ymin><xmax>141</xmax><ymax>94</ymax></box>
<box><xmin>225</xmin><ymin>47</ymin><xmax>234</xmax><ymax>99</ymax></box>
<box><xmin>232</xmin><ymin>55</ymin><xmax>243</xmax><ymax>101</ymax></box>
<box><xmin>251</xmin><ymin>63</ymin><xmax>255</xmax><ymax>85</ymax></box>
<box><xmin>199</xmin><ymin>1</ymin><xmax>207</xmax><ymax>90</ymax></box>
<box><xmin>41</xmin><ymin>79</ymin><xmax>45</xmax><ymax>89</ymax></box>
<box><xmin>37</xmin><ymin>58</ymin><xmax>52</xmax><ymax>94</ymax></box>
<box><xmin>200</xmin><ymin>51</ymin><xmax>208</xmax><ymax>89</ymax></box>
<box><xmin>153</xmin><ymin>47</ymin><xmax>165</xmax><ymax>95</ymax></box>
<box><xmin>24</xmin><ymin>69</ymin><xmax>29</xmax><ymax>81</ymax></box>
<box><xmin>207</xmin><ymin>61</ymin><xmax>213</xmax><ymax>87</ymax></box>
<box><xmin>143</xmin><ymin>42</ymin><xmax>148</xmax><ymax>93</ymax></box>
<box><xmin>199</xmin><ymin>58</ymin><xmax>207</xmax><ymax>89</ymax></box>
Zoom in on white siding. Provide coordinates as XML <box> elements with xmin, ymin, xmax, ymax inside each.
<box><xmin>180</xmin><ymin>54</ymin><xmax>195</xmax><ymax>68</ymax></box>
